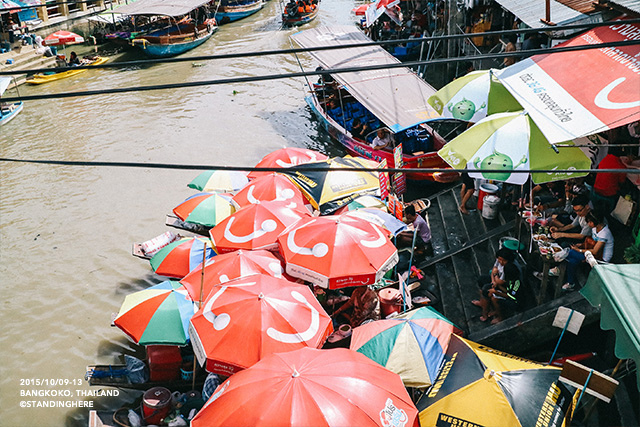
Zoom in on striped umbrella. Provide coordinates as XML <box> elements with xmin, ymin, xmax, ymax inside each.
<box><xmin>113</xmin><ymin>280</ymin><xmax>196</xmax><ymax>346</ymax></box>
<box><xmin>173</xmin><ymin>192</ymin><xmax>235</xmax><ymax>228</ymax></box>
<box><xmin>350</xmin><ymin>307</ymin><xmax>462</xmax><ymax>388</ymax></box>
<box><xmin>188</xmin><ymin>170</ymin><xmax>249</xmax><ymax>193</ymax></box>
<box><xmin>150</xmin><ymin>236</ymin><xmax>216</xmax><ymax>279</ymax></box>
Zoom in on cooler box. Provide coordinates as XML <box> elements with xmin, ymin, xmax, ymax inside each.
<box><xmin>146</xmin><ymin>345</ymin><xmax>182</xmax><ymax>382</ymax></box>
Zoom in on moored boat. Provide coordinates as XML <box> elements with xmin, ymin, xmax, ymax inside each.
<box><xmin>25</xmin><ymin>56</ymin><xmax>109</xmax><ymax>85</ymax></box>
<box><xmin>282</xmin><ymin>0</ymin><xmax>319</xmax><ymax>27</ymax></box>
<box><xmin>292</xmin><ymin>25</ymin><xmax>467</xmax><ymax>183</ymax></box>
<box><xmin>214</xmin><ymin>0</ymin><xmax>264</xmax><ymax>24</ymax></box>
<box><xmin>0</xmin><ymin>77</ymin><xmax>23</xmax><ymax>126</ymax></box>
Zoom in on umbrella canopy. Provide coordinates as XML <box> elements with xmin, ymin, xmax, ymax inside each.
<box><xmin>43</xmin><ymin>30</ymin><xmax>85</xmax><ymax>46</ymax></box>
<box><xmin>277</xmin><ymin>215</ymin><xmax>398</xmax><ymax>288</ymax></box>
<box><xmin>343</xmin><ymin>208</ymin><xmax>407</xmax><ymax>237</ymax></box>
<box><xmin>248</xmin><ymin>147</ymin><xmax>328</xmax><ymax>180</ymax></box>
<box><xmin>189</xmin><ymin>275</ymin><xmax>333</xmax><ymax>376</ymax></box>
<box><xmin>113</xmin><ymin>280</ymin><xmax>196</xmax><ymax>346</ymax></box>
<box><xmin>188</xmin><ymin>170</ymin><xmax>249</xmax><ymax>193</ymax></box>
<box><xmin>427</xmin><ymin>69</ymin><xmax>522</xmax><ymax>123</ymax></box>
<box><xmin>416</xmin><ymin>335</ymin><xmax>574</xmax><ymax>427</ymax></box>
<box><xmin>334</xmin><ymin>194</ymin><xmax>387</xmax><ymax>214</ymax></box>
<box><xmin>352</xmin><ymin>3</ymin><xmax>369</xmax><ymax>15</ymax></box>
<box><xmin>281</xmin><ymin>156</ymin><xmax>381</xmax><ymax>215</ymax></box>
<box><xmin>179</xmin><ymin>249</ymin><xmax>286</xmax><ymax>303</ymax></box>
<box><xmin>172</xmin><ymin>192</ymin><xmax>235</xmax><ymax>228</ymax></box>
<box><xmin>209</xmin><ymin>200</ymin><xmax>310</xmax><ymax>254</ymax></box>
<box><xmin>149</xmin><ymin>236</ymin><xmax>216</xmax><ymax>279</ymax></box>
<box><xmin>231</xmin><ymin>173</ymin><xmax>308</xmax><ymax>209</ymax></box>
<box><xmin>191</xmin><ymin>347</ymin><xmax>420</xmax><ymax>427</ymax></box>
<box><xmin>350</xmin><ymin>306</ymin><xmax>462</xmax><ymax>388</ymax></box>
<box><xmin>580</xmin><ymin>264</ymin><xmax>640</xmax><ymax>389</ymax></box>
<box><xmin>437</xmin><ymin>111</ymin><xmax>593</xmax><ymax>185</ymax></box>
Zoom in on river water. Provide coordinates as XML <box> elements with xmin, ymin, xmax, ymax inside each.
<box><xmin>0</xmin><ymin>2</ymin><xmax>364</xmax><ymax>425</ymax></box>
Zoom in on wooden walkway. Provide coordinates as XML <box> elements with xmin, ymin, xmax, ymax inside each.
<box><xmin>412</xmin><ymin>183</ymin><xmax>599</xmax><ymax>354</ymax></box>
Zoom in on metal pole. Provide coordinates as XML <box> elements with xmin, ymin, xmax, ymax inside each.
<box><xmin>549</xmin><ymin>309</ymin><xmax>574</xmax><ymax>364</ymax></box>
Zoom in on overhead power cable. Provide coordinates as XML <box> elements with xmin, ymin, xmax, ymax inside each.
<box><xmin>2</xmin><ymin>18</ymin><xmax>639</xmax><ymax>76</ymax></box>
<box><xmin>2</xmin><ymin>39</ymin><xmax>638</xmax><ymax>102</ymax></box>
<box><xmin>1</xmin><ymin>157</ymin><xmax>638</xmax><ymax>175</ymax></box>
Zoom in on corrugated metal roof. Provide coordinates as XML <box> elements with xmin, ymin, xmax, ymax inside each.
<box><xmin>607</xmin><ymin>0</ymin><xmax>640</xmax><ymax>14</ymax></box>
<box><xmin>556</xmin><ymin>0</ymin><xmax>597</xmax><ymax>14</ymax></box>
<box><xmin>494</xmin><ymin>0</ymin><xmax>588</xmax><ymax>28</ymax></box>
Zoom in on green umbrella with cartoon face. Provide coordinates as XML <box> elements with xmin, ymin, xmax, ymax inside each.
<box><xmin>428</xmin><ymin>69</ymin><xmax>522</xmax><ymax>123</ymax></box>
<box><xmin>437</xmin><ymin>111</ymin><xmax>593</xmax><ymax>185</ymax></box>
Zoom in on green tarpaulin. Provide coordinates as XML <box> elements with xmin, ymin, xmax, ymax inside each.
<box><xmin>580</xmin><ymin>264</ymin><xmax>640</xmax><ymax>389</ymax></box>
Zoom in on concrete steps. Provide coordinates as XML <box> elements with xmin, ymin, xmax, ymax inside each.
<box><xmin>0</xmin><ymin>46</ymin><xmax>57</xmax><ymax>86</ymax></box>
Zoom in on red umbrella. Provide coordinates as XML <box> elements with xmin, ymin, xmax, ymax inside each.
<box><xmin>179</xmin><ymin>249</ymin><xmax>286</xmax><ymax>302</ymax></box>
<box><xmin>277</xmin><ymin>215</ymin><xmax>398</xmax><ymax>289</ymax></box>
<box><xmin>191</xmin><ymin>347</ymin><xmax>420</xmax><ymax>427</ymax></box>
<box><xmin>189</xmin><ymin>275</ymin><xmax>333</xmax><ymax>376</ymax></box>
<box><xmin>209</xmin><ymin>200</ymin><xmax>310</xmax><ymax>254</ymax></box>
<box><xmin>248</xmin><ymin>147</ymin><xmax>328</xmax><ymax>180</ymax></box>
<box><xmin>43</xmin><ymin>30</ymin><xmax>85</xmax><ymax>46</ymax></box>
<box><xmin>231</xmin><ymin>173</ymin><xmax>308</xmax><ymax>209</ymax></box>
<box><xmin>352</xmin><ymin>3</ymin><xmax>369</xmax><ymax>15</ymax></box>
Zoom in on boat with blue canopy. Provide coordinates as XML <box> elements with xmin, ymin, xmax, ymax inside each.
<box><xmin>214</xmin><ymin>0</ymin><xmax>264</xmax><ymax>24</ymax></box>
<box><xmin>291</xmin><ymin>25</ymin><xmax>467</xmax><ymax>182</ymax></box>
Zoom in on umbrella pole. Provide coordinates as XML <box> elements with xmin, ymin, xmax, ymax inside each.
<box><xmin>548</xmin><ymin>309</ymin><xmax>573</xmax><ymax>364</ymax></box>
<box><xmin>193</xmin><ymin>242</ymin><xmax>208</xmax><ymax>390</ymax></box>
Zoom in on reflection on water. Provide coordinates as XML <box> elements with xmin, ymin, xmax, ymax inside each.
<box><xmin>0</xmin><ymin>2</ymin><xmax>376</xmax><ymax>425</ymax></box>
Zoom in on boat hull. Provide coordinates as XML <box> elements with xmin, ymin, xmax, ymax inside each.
<box><xmin>282</xmin><ymin>7</ymin><xmax>318</xmax><ymax>26</ymax></box>
<box><xmin>215</xmin><ymin>1</ymin><xmax>264</xmax><ymax>24</ymax></box>
<box><xmin>305</xmin><ymin>95</ymin><xmax>459</xmax><ymax>182</ymax></box>
<box><xmin>25</xmin><ymin>57</ymin><xmax>109</xmax><ymax>84</ymax></box>
<box><xmin>134</xmin><ymin>23</ymin><xmax>217</xmax><ymax>58</ymax></box>
<box><xmin>0</xmin><ymin>102</ymin><xmax>23</xmax><ymax>126</ymax></box>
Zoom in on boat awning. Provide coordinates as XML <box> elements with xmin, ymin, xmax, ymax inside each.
<box><xmin>496</xmin><ymin>20</ymin><xmax>640</xmax><ymax>143</ymax></box>
<box><xmin>493</xmin><ymin>0</ymin><xmax>587</xmax><ymax>28</ymax></box>
<box><xmin>0</xmin><ymin>76</ymin><xmax>12</xmax><ymax>95</ymax></box>
<box><xmin>291</xmin><ymin>25</ymin><xmax>441</xmax><ymax>133</ymax></box>
<box><xmin>115</xmin><ymin>0</ymin><xmax>210</xmax><ymax>17</ymax></box>
<box><xmin>580</xmin><ymin>263</ymin><xmax>640</xmax><ymax>389</ymax></box>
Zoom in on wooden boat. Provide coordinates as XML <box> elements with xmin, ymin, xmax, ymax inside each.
<box><xmin>214</xmin><ymin>0</ymin><xmax>264</xmax><ymax>24</ymax></box>
<box><xmin>25</xmin><ymin>56</ymin><xmax>109</xmax><ymax>85</ymax></box>
<box><xmin>292</xmin><ymin>26</ymin><xmax>468</xmax><ymax>183</ymax></box>
<box><xmin>282</xmin><ymin>1</ymin><xmax>318</xmax><ymax>26</ymax></box>
<box><xmin>132</xmin><ymin>18</ymin><xmax>217</xmax><ymax>57</ymax></box>
<box><xmin>0</xmin><ymin>77</ymin><xmax>23</xmax><ymax>126</ymax></box>
<box><xmin>86</xmin><ymin>364</ymin><xmax>206</xmax><ymax>392</ymax></box>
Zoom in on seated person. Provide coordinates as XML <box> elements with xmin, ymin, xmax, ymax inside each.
<box><xmin>370</xmin><ymin>128</ymin><xmax>392</xmax><ymax>150</ymax></box>
<box><xmin>550</xmin><ymin>195</ymin><xmax>592</xmax><ymax>247</ymax></box>
<box><xmin>531</xmin><ymin>181</ymin><xmax>565</xmax><ymax>215</ymax></box>
<box><xmin>332</xmin><ymin>286</ymin><xmax>380</xmax><ymax>327</ymax></box>
<box><xmin>68</xmin><ymin>51</ymin><xmax>81</xmax><ymax>66</ymax></box>
<box><xmin>472</xmin><ymin>248</ymin><xmax>518</xmax><ymax>324</ymax></box>
<box><xmin>350</xmin><ymin>118</ymin><xmax>370</xmax><ymax>140</ymax></box>
<box><xmin>397</xmin><ymin>205</ymin><xmax>432</xmax><ymax>254</ymax></box>
<box><xmin>562</xmin><ymin>210</ymin><xmax>614</xmax><ymax>292</ymax></box>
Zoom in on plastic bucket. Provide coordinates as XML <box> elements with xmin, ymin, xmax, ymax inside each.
<box><xmin>477</xmin><ymin>183</ymin><xmax>499</xmax><ymax>211</ymax></box>
<box><xmin>482</xmin><ymin>195</ymin><xmax>500</xmax><ymax>219</ymax></box>
<box><xmin>378</xmin><ymin>288</ymin><xmax>402</xmax><ymax>317</ymax></box>
<box><xmin>142</xmin><ymin>386</ymin><xmax>172</xmax><ymax>425</ymax></box>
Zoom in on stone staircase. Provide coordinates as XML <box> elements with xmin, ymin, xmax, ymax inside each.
<box><xmin>0</xmin><ymin>45</ymin><xmax>57</xmax><ymax>87</ymax></box>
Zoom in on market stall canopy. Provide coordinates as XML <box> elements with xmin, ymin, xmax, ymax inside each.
<box><xmin>493</xmin><ymin>0</ymin><xmax>586</xmax><ymax>28</ymax></box>
<box><xmin>0</xmin><ymin>76</ymin><xmax>12</xmax><ymax>95</ymax></box>
<box><xmin>115</xmin><ymin>0</ymin><xmax>211</xmax><ymax>16</ymax></box>
<box><xmin>291</xmin><ymin>25</ymin><xmax>441</xmax><ymax>133</ymax></box>
<box><xmin>496</xmin><ymin>20</ymin><xmax>640</xmax><ymax>143</ymax></box>
<box><xmin>580</xmin><ymin>263</ymin><xmax>640</xmax><ymax>389</ymax></box>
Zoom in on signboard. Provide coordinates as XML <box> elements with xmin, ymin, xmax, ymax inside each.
<box><xmin>393</xmin><ymin>144</ymin><xmax>406</xmax><ymax>195</ymax></box>
<box><xmin>559</xmin><ymin>360</ymin><xmax>618</xmax><ymax>403</ymax></box>
<box><xmin>497</xmin><ymin>21</ymin><xmax>640</xmax><ymax>143</ymax></box>
<box><xmin>552</xmin><ymin>307</ymin><xmax>585</xmax><ymax>335</ymax></box>
<box><xmin>378</xmin><ymin>158</ymin><xmax>390</xmax><ymax>201</ymax></box>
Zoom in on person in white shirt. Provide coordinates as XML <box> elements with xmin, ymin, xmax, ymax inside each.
<box><xmin>562</xmin><ymin>210</ymin><xmax>614</xmax><ymax>291</ymax></box>
<box><xmin>370</xmin><ymin>128</ymin><xmax>392</xmax><ymax>150</ymax></box>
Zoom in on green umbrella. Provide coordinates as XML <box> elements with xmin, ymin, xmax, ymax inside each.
<box><xmin>428</xmin><ymin>69</ymin><xmax>522</xmax><ymax>122</ymax></box>
<box><xmin>438</xmin><ymin>111</ymin><xmax>593</xmax><ymax>185</ymax></box>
